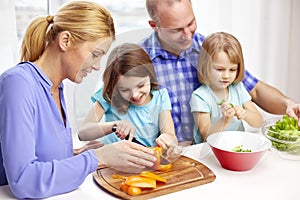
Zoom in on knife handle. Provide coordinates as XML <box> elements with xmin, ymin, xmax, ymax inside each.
<box><xmin>113</xmin><ymin>125</ymin><xmax>145</xmax><ymax>146</ymax></box>
<box><xmin>112</xmin><ymin>125</ymin><xmax>117</xmax><ymax>132</ymax></box>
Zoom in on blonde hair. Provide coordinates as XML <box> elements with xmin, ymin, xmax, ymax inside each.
<box><xmin>20</xmin><ymin>0</ymin><xmax>115</xmax><ymax>62</ymax></box>
<box><xmin>102</xmin><ymin>43</ymin><xmax>159</xmax><ymax>114</ymax></box>
<box><xmin>197</xmin><ymin>32</ymin><xmax>244</xmax><ymax>84</ymax></box>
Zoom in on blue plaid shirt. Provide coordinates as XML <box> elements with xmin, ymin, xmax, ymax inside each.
<box><xmin>139</xmin><ymin>32</ymin><xmax>258</xmax><ymax>142</ymax></box>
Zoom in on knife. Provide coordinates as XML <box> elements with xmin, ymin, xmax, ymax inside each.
<box><xmin>124</xmin><ymin>134</ymin><xmax>147</xmax><ymax>146</ymax></box>
<box><xmin>112</xmin><ymin>125</ymin><xmax>170</xmax><ymax>165</ymax></box>
<box><xmin>112</xmin><ymin>125</ymin><xmax>146</xmax><ymax>146</ymax></box>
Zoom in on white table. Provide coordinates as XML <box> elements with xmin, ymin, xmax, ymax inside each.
<box><xmin>1</xmin><ymin>143</ymin><xmax>300</xmax><ymax>200</ymax></box>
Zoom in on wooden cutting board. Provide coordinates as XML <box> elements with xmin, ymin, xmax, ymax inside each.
<box><xmin>93</xmin><ymin>155</ymin><xmax>216</xmax><ymax>199</ymax></box>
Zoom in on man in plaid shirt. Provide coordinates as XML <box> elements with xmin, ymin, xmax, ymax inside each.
<box><xmin>140</xmin><ymin>0</ymin><xmax>300</xmax><ymax>145</ymax></box>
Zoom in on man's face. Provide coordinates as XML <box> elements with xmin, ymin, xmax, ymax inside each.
<box><xmin>153</xmin><ymin>0</ymin><xmax>197</xmax><ymax>56</ymax></box>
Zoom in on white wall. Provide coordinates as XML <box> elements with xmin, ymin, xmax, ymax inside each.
<box><xmin>287</xmin><ymin>0</ymin><xmax>300</xmax><ymax>101</ymax></box>
<box><xmin>192</xmin><ymin>0</ymin><xmax>300</xmax><ymax>102</ymax></box>
<box><xmin>0</xmin><ymin>0</ymin><xmax>18</xmax><ymax>74</ymax></box>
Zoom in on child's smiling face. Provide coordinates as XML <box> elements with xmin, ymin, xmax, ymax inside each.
<box><xmin>117</xmin><ymin>75</ymin><xmax>152</xmax><ymax>106</ymax></box>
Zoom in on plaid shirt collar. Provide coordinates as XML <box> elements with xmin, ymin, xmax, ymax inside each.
<box><xmin>145</xmin><ymin>32</ymin><xmax>201</xmax><ymax>61</ymax></box>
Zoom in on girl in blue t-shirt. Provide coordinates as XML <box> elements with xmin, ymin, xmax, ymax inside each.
<box><xmin>190</xmin><ymin>32</ymin><xmax>263</xmax><ymax>143</ymax></box>
<box><xmin>79</xmin><ymin>43</ymin><xmax>179</xmax><ymax>154</ymax></box>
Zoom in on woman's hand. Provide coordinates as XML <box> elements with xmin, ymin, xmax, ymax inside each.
<box><xmin>113</xmin><ymin>120</ymin><xmax>136</xmax><ymax>140</ymax></box>
<box><xmin>95</xmin><ymin>140</ymin><xmax>157</xmax><ymax>173</ymax></box>
<box><xmin>73</xmin><ymin>140</ymin><xmax>104</xmax><ymax>156</ymax></box>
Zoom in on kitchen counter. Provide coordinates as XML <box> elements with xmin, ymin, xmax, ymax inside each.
<box><xmin>1</xmin><ymin>142</ymin><xmax>299</xmax><ymax>200</ymax></box>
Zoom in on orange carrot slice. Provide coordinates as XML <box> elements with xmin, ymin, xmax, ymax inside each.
<box><xmin>125</xmin><ymin>176</ymin><xmax>156</xmax><ymax>188</ymax></box>
<box><xmin>139</xmin><ymin>171</ymin><xmax>167</xmax><ymax>183</ymax></box>
<box><xmin>127</xmin><ymin>186</ymin><xmax>142</xmax><ymax>196</ymax></box>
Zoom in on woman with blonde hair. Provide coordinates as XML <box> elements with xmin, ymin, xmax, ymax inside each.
<box><xmin>0</xmin><ymin>1</ymin><xmax>156</xmax><ymax>198</ymax></box>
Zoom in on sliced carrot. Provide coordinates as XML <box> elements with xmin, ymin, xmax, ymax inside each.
<box><xmin>125</xmin><ymin>176</ymin><xmax>156</xmax><ymax>188</ymax></box>
<box><xmin>126</xmin><ymin>175</ymin><xmax>154</xmax><ymax>182</ymax></box>
<box><xmin>139</xmin><ymin>171</ymin><xmax>167</xmax><ymax>183</ymax></box>
<box><xmin>112</xmin><ymin>173</ymin><xmax>126</xmax><ymax>180</ymax></box>
<box><xmin>149</xmin><ymin>147</ymin><xmax>162</xmax><ymax>170</ymax></box>
<box><xmin>127</xmin><ymin>181</ymin><xmax>156</xmax><ymax>188</ymax></box>
<box><xmin>120</xmin><ymin>182</ymin><xmax>142</xmax><ymax>196</ymax></box>
<box><xmin>157</xmin><ymin>163</ymin><xmax>172</xmax><ymax>172</ymax></box>
<box><xmin>113</xmin><ymin>174</ymin><xmax>156</xmax><ymax>188</ymax></box>
<box><xmin>120</xmin><ymin>181</ymin><xmax>129</xmax><ymax>193</ymax></box>
<box><xmin>127</xmin><ymin>186</ymin><xmax>142</xmax><ymax>196</ymax></box>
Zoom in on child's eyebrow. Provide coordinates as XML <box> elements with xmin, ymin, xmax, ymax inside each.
<box><xmin>214</xmin><ymin>64</ymin><xmax>238</xmax><ymax>68</ymax></box>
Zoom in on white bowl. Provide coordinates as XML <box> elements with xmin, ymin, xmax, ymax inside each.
<box><xmin>262</xmin><ymin>117</ymin><xmax>300</xmax><ymax>160</ymax></box>
<box><xmin>207</xmin><ymin>131</ymin><xmax>271</xmax><ymax>171</ymax></box>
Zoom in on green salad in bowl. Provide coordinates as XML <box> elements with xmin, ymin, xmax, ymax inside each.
<box><xmin>262</xmin><ymin>115</ymin><xmax>300</xmax><ymax>160</ymax></box>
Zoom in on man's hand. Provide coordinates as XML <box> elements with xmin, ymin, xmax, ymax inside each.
<box><xmin>286</xmin><ymin>103</ymin><xmax>300</xmax><ymax>126</ymax></box>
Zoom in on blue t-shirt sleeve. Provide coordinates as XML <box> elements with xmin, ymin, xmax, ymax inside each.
<box><xmin>189</xmin><ymin>87</ymin><xmax>211</xmax><ymax>113</ymax></box>
<box><xmin>159</xmin><ymin>88</ymin><xmax>172</xmax><ymax>111</ymax></box>
<box><xmin>91</xmin><ymin>87</ymin><xmax>111</xmax><ymax>112</ymax></box>
<box><xmin>242</xmin><ymin>70</ymin><xmax>259</xmax><ymax>92</ymax></box>
<box><xmin>237</xmin><ymin>82</ymin><xmax>252</xmax><ymax>104</ymax></box>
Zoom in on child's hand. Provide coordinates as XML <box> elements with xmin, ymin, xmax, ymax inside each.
<box><xmin>156</xmin><ymin>134</ymin><xmax>181</xmax><ymax>161</ymax></box>
<box><xmin>156</xmin><ymin>134</ymin><xmax>174</xmax><ymax>150</ymax></box>
<box><xmin>220</xmin><ymin>102</ymin><xmax>235</xmax><ymax>123</ymax></box>
<box><xmin>234</xmin><ymin>105</ymin><xmax>246</xmax><ymax>120</ymax></box>
<box><xmin>114</xmin><ymin>120</ymin><xmax>136</xmax><ymax>140</ymax></box>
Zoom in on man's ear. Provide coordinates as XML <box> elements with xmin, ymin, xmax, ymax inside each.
<box><xmin>148</xmin><ymin>20</ymin><xmax>158</xmax><ymax>31</ymax></box>
<box><xmin>58</xmin><ymin>31</ymin><xmax>72</xmax><ymax>51</ymax></box>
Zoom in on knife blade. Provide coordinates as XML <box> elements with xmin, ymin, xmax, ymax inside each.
<box><xmin>124</xmin><ymin>134</ymin><xmax>146</xmax><ymax>146</ymax></box>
